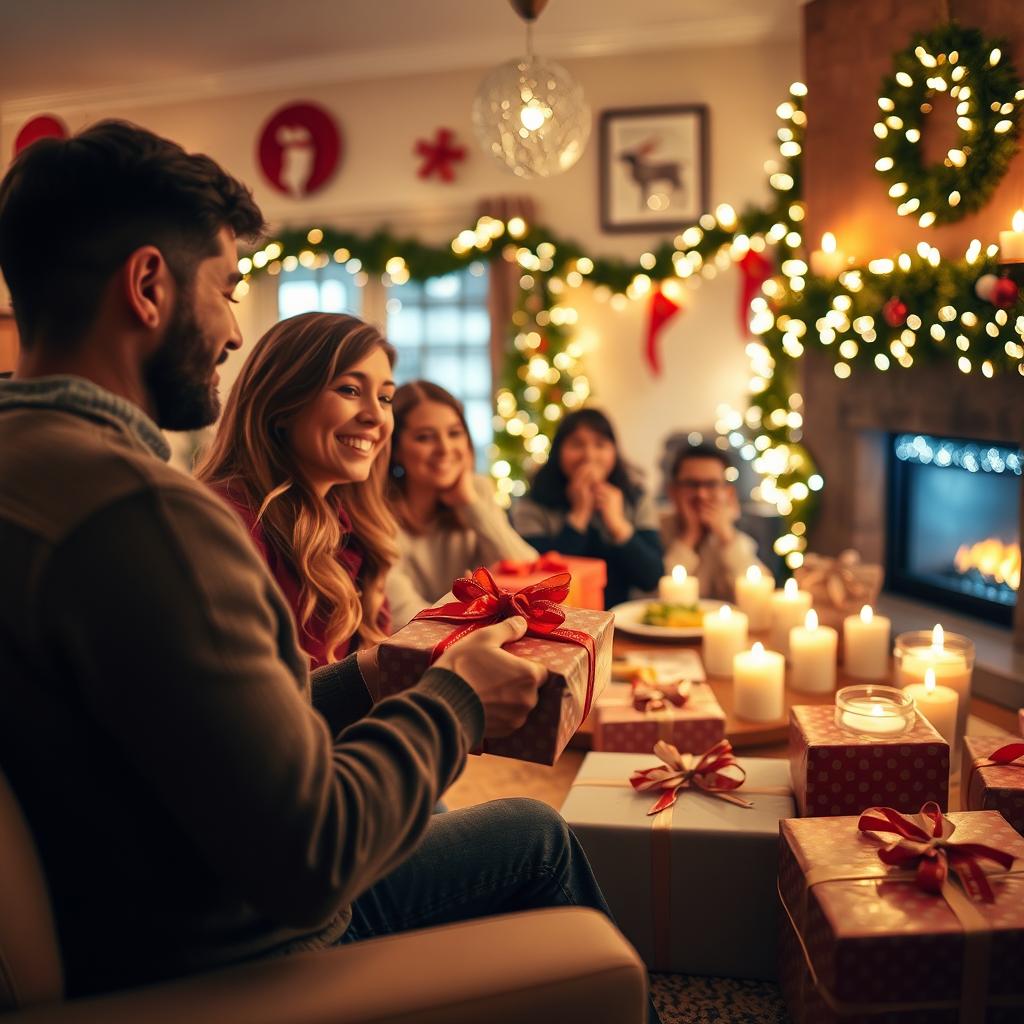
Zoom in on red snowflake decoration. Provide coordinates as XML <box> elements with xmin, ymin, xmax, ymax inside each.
<box><xmin>415</xmin><ymin>128</ymin><xmax>466</xmax><ymax>183</ymax></box>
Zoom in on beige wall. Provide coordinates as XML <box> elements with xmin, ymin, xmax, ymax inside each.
<box><xmin>1</xmin><ymin>38</ymin><xmax>800</xmax><ymax>484</ymax></box>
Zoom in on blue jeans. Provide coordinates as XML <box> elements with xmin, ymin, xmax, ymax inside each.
<box><xmin>339</xmin><ymin>798</ymin><xmax>660</xmax><ymax>1024</ymax></box>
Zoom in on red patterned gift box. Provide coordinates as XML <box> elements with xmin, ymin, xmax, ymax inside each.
<box><xmin>962</xmin><ymin>737</ymin><xmax>1024</xmax><ymax>837</ymax></box>
<box><xmin>489</xmin><ymin>552</ymin><xmax>607</xmax><ymax>610</ymax></box>
<box><xmin>789</xmin><ymin>704</ymin><xmax>949</xmax><ymax>818</ymax></box>
<box><xmin>592</xmin><ymin>682</ymin><xmax>725</xmax><ymax>753</ymax></box>
<box><xmin>377</xmin><ymin>569</ymin><xmax>612</xmax><ymax>765</ymax></box>
<box><xmin>779</xmin><ymin>809</ymin><xmax>1024</xmax><ymax>1023</ymax></box>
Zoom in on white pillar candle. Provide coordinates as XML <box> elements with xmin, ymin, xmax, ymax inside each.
<box><xmin>658</xmin><ymin>564</ymin><xmax>699</xmax><ymax>606</ymax></box>
<box><xmin>702</xmin><ymin>604</ymin><xmax>749</xmax><ymax>678</ymax></box>
<box><xmin>809</xmin><ymin>231</ymin><xmax>846</xmax><ymax>278</ymax></box>
<box><xmin>733</xmin><ymin>642</ymin><xmax>786</xmax><ymax>721</ymax></box>
<box><xmin>734</xmin><ymin>565</ymin><xmax>774</xmax><ymax>631</ymax></box>
<box><xmin>843</xmin><ymin>604</ymin><xmax>891</xmax><ymax>680</ymax></box>
<box><xmin>789</xmin><ymin>609</ymin><xmax>838</xmax><ymax>694</ymax></box>
<box><xmin>898</xmin><ymin>624</ymin><xmax>972</xmax><ymax>749</ymax></box>
<box><xmin>904</xmin><ymin>668</ymin><xmax>959</xmax><ymax>748</ymax></box>
<box><xmin>770</xmin><ymin>578</ymin><xmax>813</xmax><ymax>657</ymax></box>
<box><xmin>999</xmin><ymin>209</ymin><xmax>1024</xmax><ymax>262</ymax></box>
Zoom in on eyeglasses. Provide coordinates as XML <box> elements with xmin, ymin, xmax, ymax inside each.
<box><xmin>672</xmin><ymin>479</ymin><xmax>728</xmax><ymax>492</ymax></box>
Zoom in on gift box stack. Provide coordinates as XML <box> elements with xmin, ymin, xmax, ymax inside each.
<box><xmin>962</xmin><ymin>736</ymin><xmax>1024</xmax><ymax>837</ymax></box>
<box><xmin>794</xmin><ymin>549</ymin><xmax>883</xmax><ymax>633</ymax></box>
<box><xmin>378</xmin><ymin>567</ymin><xmax>612</xmax><ymax>765</ymax></box>
<box><xmin>489</xmin><ymin>552</ymin><xmax>607</xmax><ymax>610</ymax></box>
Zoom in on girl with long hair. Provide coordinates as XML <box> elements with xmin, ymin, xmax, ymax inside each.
<box><xmin>510</xmin><ymin>408</ymin><xmax>663</xmax><ymax>608</ymax></box>
<box><xmin>197</xmin><ymin>312</ymin><xmax>397</xmax><ymax>667</ymax></box>
<box><xmin>385</xmin><ymin>380</ymin><xmax>536</xmax><ymax>628</ymax></box>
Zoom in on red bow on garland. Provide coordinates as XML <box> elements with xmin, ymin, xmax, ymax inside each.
<box><xmin>858</xmin><ymin>802</ymin><xmax>1016</xmax><ymax>903</ymax></box>
<box><xmin>493</xmin><ymin>551</ymin><xmax>570</xmax><ymax>576</ymax></box>
<box><xmin>630</xmin><ymin>739</ymin><xmax>752</xmax><ymax>815</ymax></box>
<box><xmin>413</xmin><ymin>567</ymin><xmax>597</xmax><ymax>719</ymax></box>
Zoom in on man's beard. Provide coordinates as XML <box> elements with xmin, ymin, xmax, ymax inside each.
<box><xmin>144</xmin><ymin>286</ymin><xmax>221</xmax><ymax>431</ymax></box>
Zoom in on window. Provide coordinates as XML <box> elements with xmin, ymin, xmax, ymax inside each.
<box><xmin>277</xmin><ymin>265</ymin><xmax>364</xmax><ymax>320</ymax></box>
<box><xmin>386</xmin><ymin>264</ymin><xmax>493</xmax><ymax>461</ymax></box>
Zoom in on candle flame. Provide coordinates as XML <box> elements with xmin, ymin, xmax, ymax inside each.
<box><xmin>860</xmin><ymin>604</ymin><xmax>873</xmax><ymax>624</ymax></box>
<box><xmin>746</xmin><ymin>564</ymin><xmax>762</xmax><ymax>582</ymax></box>
<box><xmin>719</xmin><ymin>604</ymin><xmax>732</xmax><ymax>620</ymax></box>
<box><xmin>932</xmin><ymin>623</ymin><xmax>944</xmax><ymax>652</ymax></box>
<box><xmin>805</xmin><ymin>608</ymin><xmax>818</xmax><ymax>630</ymax></box>
<box><xmin>752</xmin><ymin>641</ymin><xmax>765</xmax><ymax>656</ymax></box>
<box><xmin>1014</xmin><ymin>209</ymin><xmax>1024</xmax><ymax>233</ymax></box>
<box><xmin>925</xmin><ymin>667</ymin><xmax>936</xmax><ymax>693</ymax></box>
<box><xmin>822</xmin><ymin>231</ymin><xmax>837</xmax><ymax>254</ymax></box>
<box><xmin>671</xmin><ymin>564</ymin><xmax>687</xmax><ymax>583</ymax></box>
<box><xmin>784</xmin><ymin>578</ymin><xmax>798</xmax><ymax>597</ymax></box>
<box><xmin>871</xmin><ymin>703</ymin><xmax>885</xmax><ymax>717</ymax></box>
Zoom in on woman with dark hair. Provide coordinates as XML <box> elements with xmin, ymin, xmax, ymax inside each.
<box><xmin>511</xmin><ymin>408</ymin><xmax>663</xmax><ymax>608</ymax></box>
<box><xmin>386</xmin><ymin>380</ymin><xmax>536</xmax><ymax>628</ymax></box>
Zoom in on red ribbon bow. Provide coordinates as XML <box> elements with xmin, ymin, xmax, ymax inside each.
<box><xmin>413</xmin><ymin>566</ymin><xmax>597</xmax><ymax>719</ymax></box>
<box><xmin>493</xmin><ymin>551</ymin><xmax>570</xmax><ymax>576</ymax></box>
<box><xmin>631</xmin><ymin>678</ymin><xmax>690</xmax><ymax>712</ymax></box>
<box><xmin>858</xmin><ymin>802</ymin><xmax>1016</xmax><ymax>903</ymax></box>
<box><xmin>630</xmin><ymin>739</ymin><xmax>752</xmax><ymax>815</ymax></box>
<box><xmin>987</xmin><ymin>742</ymin><xmax>1024</xmax><ymax>766</ymax></box>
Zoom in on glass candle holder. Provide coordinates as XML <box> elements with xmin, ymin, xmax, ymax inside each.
<box><xmin>835</xmin><ymin>684</ymin><xmax>917</xmax><ymax>737</ymax></box>
<box><xmin>894</xmin><ymin>627</ymin><xmax>974</xmax><ymax>758</ymax></box>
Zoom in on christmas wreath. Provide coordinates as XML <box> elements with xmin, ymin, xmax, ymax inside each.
<box><xmin>874</xmin><ymin>23</ymin><xmax>1021</xmax><ymax>227</ymax></box>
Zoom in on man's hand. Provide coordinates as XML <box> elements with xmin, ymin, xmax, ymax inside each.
<box><xmin>698</xmin><ymin>487</ymin><xmax>740</xmax><ymax>544</ymax></box>
<box><xmin>434</xmin><ymin>616</ymin><xmax>546</xmax><ymax>737</ymax></box>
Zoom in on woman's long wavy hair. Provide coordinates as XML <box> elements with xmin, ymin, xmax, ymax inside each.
<box><xmin>197</xmin><ymin>312</ymin><xmax>398</xmax><ymax>659</ymax></box>
<box><xmin>386</xmin><ymin>380</ymin><xmax>475</xmax><ymax>535</ymax></box>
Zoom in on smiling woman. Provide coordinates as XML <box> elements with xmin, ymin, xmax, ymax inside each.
<box><xmin>196</xmin><ymin>312</ymin><xmax>398</xmax><ymax>666</ymax></box>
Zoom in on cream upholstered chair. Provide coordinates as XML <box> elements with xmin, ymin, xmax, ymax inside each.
<box><xmin>0</xmin><ymin>768</ymin><xmax>647</xmax><ymax>1024</ymax></box>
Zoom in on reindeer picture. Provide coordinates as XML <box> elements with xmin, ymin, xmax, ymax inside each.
<box><xmin>600</xmin><ymin>105</ymin><xmax>708</xmax><ymax>233</ymax></box>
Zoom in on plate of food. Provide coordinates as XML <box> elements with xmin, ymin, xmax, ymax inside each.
<box><xmin>610</xmin><ymin>598</ymin><xmax>727</xmax><ymax>640</ymax></box>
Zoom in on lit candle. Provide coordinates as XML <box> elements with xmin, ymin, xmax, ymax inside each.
<box><xmin>789</xmin><ymin>609</ymin><xmax>838</xmax><ymax>694</ymax></box>
<box><xmin>904</xmin><ymin>668</ymin><xmax>958</xmax><ymax>748</ymax></box>
<box><xmin>702</xmin><ymin>603</ymin><xmax>749</xmax><ymax>678</ymax></box>
<box><xmin>999</xmin><ymin>209</ymin><xmax>1024</xmax><ymax>263</ymax></box>
<box><xmin>897</xmin><ymin>624</ymin><xmax>972</xmax><ymax>752</ymax></box>
<box><xmin>809</xmin><ymin>231</ymin><xmax>846</xmax><ymax>278</ymax></box>
<box><xmin>734</xmin><ymin>642</ymin><xmax>786</xmax><ymax>721</ymax></box>
<box><xmin>734</xmin><ymin>565</ymin><xmax>774</xmax><ymax>631</ymax></box>
<box><xmin>843</xmin><ymin>604</ymin><xmax>891</xmax><ymax>680</ymax></box>
<box><xmin>658</xmin><ymin>564</ymin><xmax>699</xmax><ymax>606</ymax></box>
<box><xmin>770</xmin><ymin>577</ymin><xmax>813</xmax><ymax>657</ymax></box>
<box><xmin>839</xmin><ymin>699</ymin><xmax>909</xmax><ymax>735</ymax></box>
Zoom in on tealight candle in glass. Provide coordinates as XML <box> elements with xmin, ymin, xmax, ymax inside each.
<box><xmin>834</xmin><ymin>684</ymin><xmax>916</xmax><ymax>737</ymax></box>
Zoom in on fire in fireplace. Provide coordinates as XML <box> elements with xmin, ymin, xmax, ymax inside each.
<box><xmin>887</xmin><ymin>433</ymin><xmax>1021</xmax><ymax>626</ymax></box>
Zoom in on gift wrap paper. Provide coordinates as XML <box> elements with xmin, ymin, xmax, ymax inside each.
<box><xmin>489</xmin><ymin>555</ymin><xmax>607</xmax><ymax>611</ymax></box>
<box><xmin>962</xmin><ymin>736</ymin><xmax>1024</xmax><ymax>838</ymax></box>
<box><xmin>592</xmin><ymin>683</ymin><xmax>726</xmax><ymax>754</ymax></box>
<box><xmin>790</xmin><ymin>704</ymin><xmax>949</xmax><ymax>818</ymax></box>
<box><xmin>378</xmin><ymin>605</ymin><xmax>612</xmax><ymax>765</ymax></box>
<box><xmin>779</xmin><ymin>811</ymin><xmax>1024</xmax><ymax>1023</ymax></box>
<box><xmin>561</xmin><ymin>751</ymin><xmax>795</xmax><ymax>979</ymax></box>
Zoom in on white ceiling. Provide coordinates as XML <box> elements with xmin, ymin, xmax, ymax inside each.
<box><xmin>2</xmin><ymin>0</ymin><xmax>802</xmax><ymax>112</ymax></box>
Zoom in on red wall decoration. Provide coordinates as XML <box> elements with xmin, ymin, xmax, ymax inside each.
<box><xmin>14</xmin><ymin>114</ymin><xmax>68</xmax><ymax>156</ymax></box>
<box><xmin>257</xmin><ymin>102</ymin><xmax>342</xmax><ymax>197</ymax></box>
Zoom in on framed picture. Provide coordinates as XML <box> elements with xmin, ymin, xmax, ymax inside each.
<box><xmin>599</xmin><ymin>105</ymin><xmax>709</xmax><ymax>233</ymax></box>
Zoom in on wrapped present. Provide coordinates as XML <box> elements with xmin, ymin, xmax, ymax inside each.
<box><xmin>779</xmin><ymin>804</ymin><xmax>1024</xmax><ymax>1023</ymax></box>
<box><xmin>562</xmin><ymin>741</ymin><xmax>795</xmax><ymax>979</ymax></box>
<box><xmin>793</xmin><ymin>549</ymin><xmax>883</xmax><ymax>631</ymax></box>
<box><xmin>789</xmin><ymin>704</ymin><xmax>949</xmax><ymax>817</ymax></box>
<box><xmin>489</xmin><ymin>551</ymin><xmax>607</xmax><ymax>610</ymax></box>
<box><xmin>378</xmin><ymin>567</ymin><xmax>612</xmax><ymax>765</ymax></box>
<box><xmin>962</xmin><ymin>736</ymin><xmax>1024</xmax><ymax>837</ymax></box>
<box><xmin>593</xmin><ymin>680</ymin><xmax>725</xmax><ymax>754</ymax></box>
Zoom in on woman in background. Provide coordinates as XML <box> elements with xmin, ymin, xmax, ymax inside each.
<box><xmin>510</xmin><ymin>408</ymin><xmax>663</xmax><ymax>608</ymax></box>
<box><xmin>198</xmin><ymin>312</ymin><xmax>396</xmax><ymax>668</ymax></box>
<box><xmin>386</xmin><ymin>381</ymin><xmax>536</xmax><ymax>629</ymax></box>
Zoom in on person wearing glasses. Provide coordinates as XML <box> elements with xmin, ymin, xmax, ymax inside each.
<box><xmin>661</xmin><ymin>443</ymin><xmax>766</xmax><ymax>602</ymax></box>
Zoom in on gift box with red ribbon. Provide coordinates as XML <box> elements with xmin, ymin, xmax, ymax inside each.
<box><xmin>779</xmin><ymin>805</ymin><xmax>1024</xmax><ymax>1023</ymax></box>
<box><xmin>489</xmin><ymin>551</ymin><xmax>607</xmax><ymax>610</ymax></box>
<box><xmin>793</xmin><ymin>549</ymin><xmax>883</xmax><ymax>632</ymax></box>
<box><xmin>562</xmin><ymin>742</ymin><xmax>795</xmax><ymax>979</ymax></box>
<box><xmin>592</xmin><ymin>680</ymin><xmax>726</xmax><ymax>754</ymax></box>
<box><xmin>789</xmin><ymin>704</ymin><xmax>949</xmax><ymax>818</ymax></box>
<box><xmin>377</xmin><ymin>567</ymin><xmax>612</xmax><ymax>765</ymax></box>
<box><xmin>962</xmin><ymin>736</ymin><xmax>1024</xmax><ymax>837</ymax></box>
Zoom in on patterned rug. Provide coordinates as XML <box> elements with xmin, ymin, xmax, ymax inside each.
<box><xmin>650</xmin><ymin>974</ymin><xmax>790</xmax><ymax>1024</ymax></box>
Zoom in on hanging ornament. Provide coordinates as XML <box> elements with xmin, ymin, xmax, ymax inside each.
<box><xmin>471</xmin><ymin>0</ymin><xmax>590</xmax><ymax>178</ymax></box>
<box><xmin>415</xmin><ymin>128</ymin><xmax>467</xmax><ymax>182</ymax></box>
<box><xmin>974</xmin><ymin>273</ymin><xmax>999</xmax><ymax>302</ymax></box>
<box><xmin>882</xmin><ymin>296</ymin><xmax>908</xmax><ymax>327</ymax></box>
<box><xmin>992</xmin><ymin>277</ymin><xmax>1020</xmax><ymax>309</ymax></box>
<box><xmin>645</xmin><ymin>287</ymin><xmax>683</xmax><ymax>376</ymax></box>
<box><xmin>736</xmin><ymin>250</ymin><xmax>773</xmax><ymax>335</ymax></box>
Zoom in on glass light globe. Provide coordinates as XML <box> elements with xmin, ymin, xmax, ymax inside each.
<box><xmin>472</xmin><ymin>55</ymin><xmax>590</xmax><ymax>178</ymax></box>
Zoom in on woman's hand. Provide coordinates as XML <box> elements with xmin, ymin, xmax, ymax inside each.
<box><xmin>438</xmin><ymin>467</ymin><xmax>478</xmax><ymax>508</ymax></box>
<box><xmin>566</xmin><ymin>465</ymin><xmax>597</xmax><ymax>532</ymax></box>
<box><xmin>593</xmin><ymin>482</ymin><xmax>633</xmax><ymax>543</ymax></box>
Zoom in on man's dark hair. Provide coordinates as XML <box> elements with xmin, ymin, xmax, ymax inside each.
<box><xmin>0</xmin><ymin>120</ymin><xmax>265</xmax><ymax>349</ymax></box>
<box><xmin>670</xmin><ymin>442</ymin><xmax>733</xmax><ymax>481</ymax></box>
